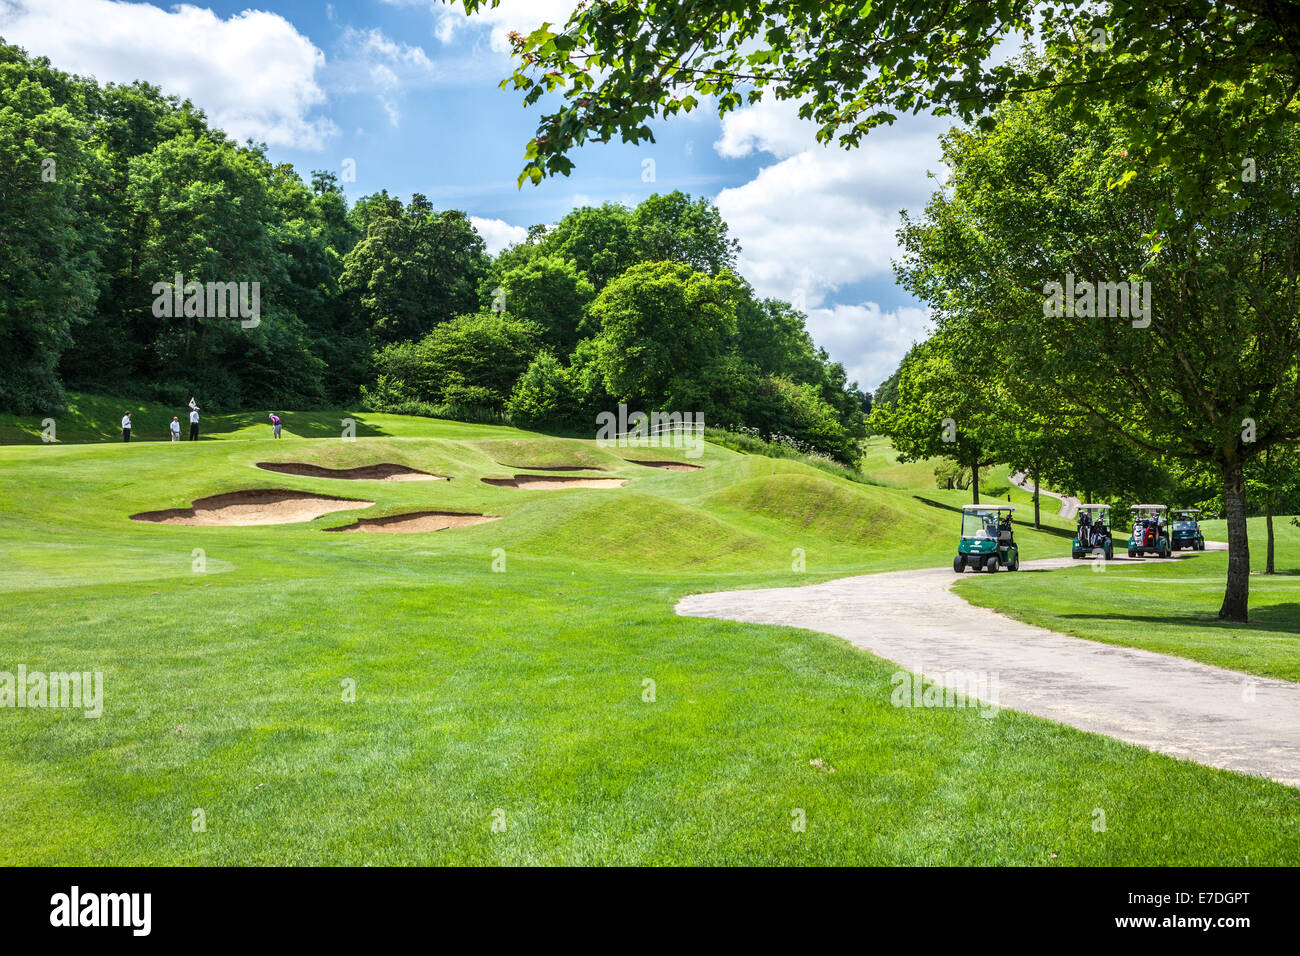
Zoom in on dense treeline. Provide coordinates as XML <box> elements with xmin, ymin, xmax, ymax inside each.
<box><xmin>0</xmin><ymin>41</ymin><xmax>868</xmax><ymax>462</ymax></box>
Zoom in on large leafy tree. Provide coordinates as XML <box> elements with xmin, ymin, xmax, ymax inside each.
<box><xmin>341</xmin><ymin>194</ymin><xmax>488</xmax><ymax>345</ymax></box>
<box><xmin>896</xmin><ymin>81</ymin><xmax>1300</xmax><ymax>621</ymax></box>
<box><xmin>495</xmin><ymin>254</ymin><xmax>594</xmax><ymax>351</ymax></box>
<box><xmin>630</xmin><ymin>191</ymin><xmax>740</xmax><ymax>274</ymax></box>
<box><xmin>457</xmin><ymin>0</ymin><xmax>1300</xmax><ymax>210</ymax></box>
<box><xmin>589</xmin><ymin>260</ymin><xmax>740</xmax><ymax>410</ymax></box>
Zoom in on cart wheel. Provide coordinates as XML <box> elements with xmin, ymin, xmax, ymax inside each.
<box><xmin>1009</xmin><ymin>553</ymin><xmax>1019</xmax><ymax>572</ymax></box>
<box><xmin>953</xmin><ymin>555</ymin><xmax>965</xmax><ymax>573</ymax></box>
<box><xmin>985</xmin><ymin>557</ymin><xmax>999</xmax><ymax>573</ymax></box>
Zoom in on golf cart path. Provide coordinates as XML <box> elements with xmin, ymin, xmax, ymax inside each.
<box><xmin>677</xmin><ymin>544</ymin><xmax>1300</xmax><ymax>788</ymax></box>
<box><xmin>1009</xmin><ymin>471</ymin><xmax>1081</xmax><ymax>519</ymax></box>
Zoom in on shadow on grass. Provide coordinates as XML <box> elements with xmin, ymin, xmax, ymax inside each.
<box><xmin>1061</xmin><ymin>604</ymin><xmax>1300</xmax><ymax>630</ymax></box>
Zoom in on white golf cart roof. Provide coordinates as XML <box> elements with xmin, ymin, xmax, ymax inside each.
<box><xmin>961</xmin><ymin>504</ymin><xmax>1016</xmax><ymax>511</ymax></box>
<box><xmin>1077</xmin><ymin>503</ymin><xmax>1110</xmax><ymax>510</ymax></box>
<box><xmin>1131</xmin><ymin>504</ymin><xmax>1167</xmax><ymax>510</ymax></box>
<box><xmin>1173</xmin><ymin>508</ymin><xmax>1200</xmax><ymax>514</ymax></box>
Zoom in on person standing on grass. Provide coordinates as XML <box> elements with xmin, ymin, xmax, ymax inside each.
<box><xmin>169</xmin><ymin>416</ymin><xmax>181</xmax><ymax>441</ymax></box>
<box><xmin>188</xmin><ymin>403</ymin><xmax>200</xmax><ymax>441</ymax></box>
<box><xmin>269</xmin><ymin>413</ymin><xmax>282</xmax><ymax>439</ymax></box>
<box><xmin>121</xmin><ymin>412</ymin><xmax>131</xmax><ymax>442</ymax></box>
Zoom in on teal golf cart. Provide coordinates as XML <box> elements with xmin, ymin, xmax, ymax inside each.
<box><xmin>953</xmin><ymin>504</ymin><xmax>1020</xmax><ymax>573</ymax></box>
<box><xmin>1127</xmin><ymin>504</ymin><xmax>1171</xmax><ymax>558</ymax></box>
<box><xmin>1072</xmin><ymin>503</ymin><xmax>1113</xmax><ymax>560</ymax></box>
<box><xmin>1171</xmin><ymin>509</ymin><xmax>1206</xmax><ymax>551</ymax></box>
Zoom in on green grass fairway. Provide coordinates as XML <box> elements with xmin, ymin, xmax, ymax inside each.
<box><xmin>1</xmin><ymin>410</ymin><xmax>1296</xmax><ymax>864</ymax></box>
<box><xmin>957</xmin><ymin>518</ymin><xmax>1300</xmax><ymax>682</ymax></box>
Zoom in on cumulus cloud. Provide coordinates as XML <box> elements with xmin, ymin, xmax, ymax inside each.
<box><xmin>470</xmin><ymin>216</ymin><xmax>527</xmax><ymax>255</ymax></box>
<box><xmin>0</xmin><ymin>0</ymin><xmax>337</xmax><ymax>149</ymax></box>
<box><xmin>714</xmin><ymin>96</ymin><xmax>815</xmax><ymax>161</ymax></box>
<box><xmin>713</xmin><ymin>97</ymin><xmax>949</xmax><ymax>388</ymax></box>
<box><xmin>805</xmin><ymin>303</ymin><xmax>932</xmax><ymax>392</ymax></box>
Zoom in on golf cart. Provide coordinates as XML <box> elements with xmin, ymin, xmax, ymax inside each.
<box><xmin>1072</xmin><ymin>503</ymin><xmax>1113</xmax><ymax>560</ymax></box>
<box><xmin>953</xmin><ymin>504</ymin><xmax>1020</xmax><ymax>573</ymax></box>
<box><xmin>1127</xmin><ymin>504</ymin><xmax>1171</xmax><ymax>558</ymax></box>
<box><xmin>1171</xmin><ymin>509</ymin><xmax>1206</xmax><ymax>551</ymax></box>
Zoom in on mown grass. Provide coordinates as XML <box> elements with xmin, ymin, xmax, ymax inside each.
<box><xmin>0</xmin><ymin>401</ymin><xmax>1296</xmax><ymax>864</ymax></box>
<box><xmin>957</xmin><ymin>518</ymin><xmax>1300</xmax><ymax>682</ymax></box>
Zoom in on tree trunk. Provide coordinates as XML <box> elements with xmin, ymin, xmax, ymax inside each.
<box><xmin>971</xmin><ymin>458</ymin><xmax>980</xmax><ymax>505</ymax></box>
<box><xmin>1032</xmin><ymin>469</ymin><xmax>1041</xmax><ymax>529</ymax></box>
<box><xmin>1218</xmin><ymin>460</ymin><xmax>1250</xmax><ymax>622</ymax></box>
<box><xmin>1266</xmin><ymin>507</ymin><xmax>1275</xmax><ymax>575</ymax></box>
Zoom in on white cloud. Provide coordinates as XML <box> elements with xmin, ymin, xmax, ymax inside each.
<box><xmin>712</xmin><ymin>98</ymin><xmax>949</xmax><ymax>388</ymax></box>
<box><xmin>425</xmin><ymin>0</ymin><xmax>577</xmax><ymax>52</ymax></box>
<box><xmin>0</xmin><ymin>0</ymin><xmax>337</xmax><ymax>149</ymax></box>
<box><xmin>341</xmin><ymin>27</ymin><xmax>435</xmax><ymax>71</ymax></box>
<box><xmin>470</xmin><ymin>216</ymin><xmax>527</xmax><ymax>255</ymax></box>
<box><xmin>714</xmin><ymin>96</ymin><xmax>815</xmax><ymax>161</ymax></box>
<box><xmin>805</xmin><ymin>303</ymin><xmax>931</xmax><ymax>391</ymax></box>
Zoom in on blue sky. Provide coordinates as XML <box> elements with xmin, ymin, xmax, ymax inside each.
<box><xmin>0</xmin><ymin>0</ymin><xmax>951</xmax><ymax>390</ymax></box>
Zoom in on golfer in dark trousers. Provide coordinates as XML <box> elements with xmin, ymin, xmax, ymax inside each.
<box><xmin>188</xmin><ymin>406</ymin><xmax>199</xmax><ymax>441</ymax></box>
<box><xmin>121</xmin><ymin>412</ymin><xmax>131</xmax><ymax>442</ymax></box>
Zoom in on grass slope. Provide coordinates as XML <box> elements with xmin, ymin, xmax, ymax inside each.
<box><xmin>0</xmin><ymin>404</ymin><xmax>1295</xmax><ymax>864</ymax></box>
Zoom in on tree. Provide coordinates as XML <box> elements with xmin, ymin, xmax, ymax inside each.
<box><xmin>366</xmin><ymin>312</ymin><xmax>544</xmax><ymax>413</ymax></box>
<box><xmin>1245</xmin><ymin>445</ymin><xmax>1300</xmax><ymax>574</ymax></box>
<box><xmin>495</xmin><ymin>254</ymin><xmax>594</xmax><ymax>351</ymax></box>
<box><xmin>460</xmin><ymin>0</ymin><xmax>1300</xmax><ymax>210</ymax></box>
<box><xmin>747</xmin><ymin>375</ymin><xmax>859</xmax><ymax>466</ymax></box>
<box><xmin>506</xmin><ymin>352</ymin><xmax>573</xmax><ymax>430</ymax></box>
<box><xmin>630</xmin><ymin>191</ymin><xmax>740</xmax><ymax>274</ymax></box>
<box><xmin>588</xmin><ymin>261</ymin><xmax>740</xmax><ymax>410</ymax></box>
<box><xmin>895</xmin><ymin>80</ymin><xmax>1300</xmax><ymax>621</ymax></box>
<box><xmin>0</xmin><ymin>43</ymin><xmax>103</xmax><ymax>411</ymax></box>
<box><xmin>868</xmin><ymin>333</ymin><xmax>1011</xmax><ymax>504</ymax></box>
<box><xmin>538</xmin><ymin>202</ymin><xmax>636</xmax><ymax>289</ymax></box>
<box><xmin>341</xmin><ymin>195</ymin><xmax>487</xmax><ymax>344</ymax></box>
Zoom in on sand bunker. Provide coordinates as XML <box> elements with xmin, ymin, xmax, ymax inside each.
<box><xmin>482</xmin><ymin>475</ymin><xmax>626</xmax><ymax>490</ymax></box>
<box><xmin>325</xmin><ymin>511</ymin><xmax>499</xmax><ymax>534</ymax></box>
<box><xmin>256</xmin><ymin>462</ymin><xmax>445</xmax><ymax>481</ymax></box>
<box><xmin>131</xmin><ymin>489</ymin><xmax>373</xmax><ymax>526</ymax></box>
<box><xmin>627</xmin><ymin>459</ymin><xmax>701</xmax><ymax>471</ymax></box>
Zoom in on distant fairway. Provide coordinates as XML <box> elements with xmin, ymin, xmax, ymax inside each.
<box><xmin>1</xmin><ymin>403</ymin><xmax>1296</xmax><ymax>865</ymax></box>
